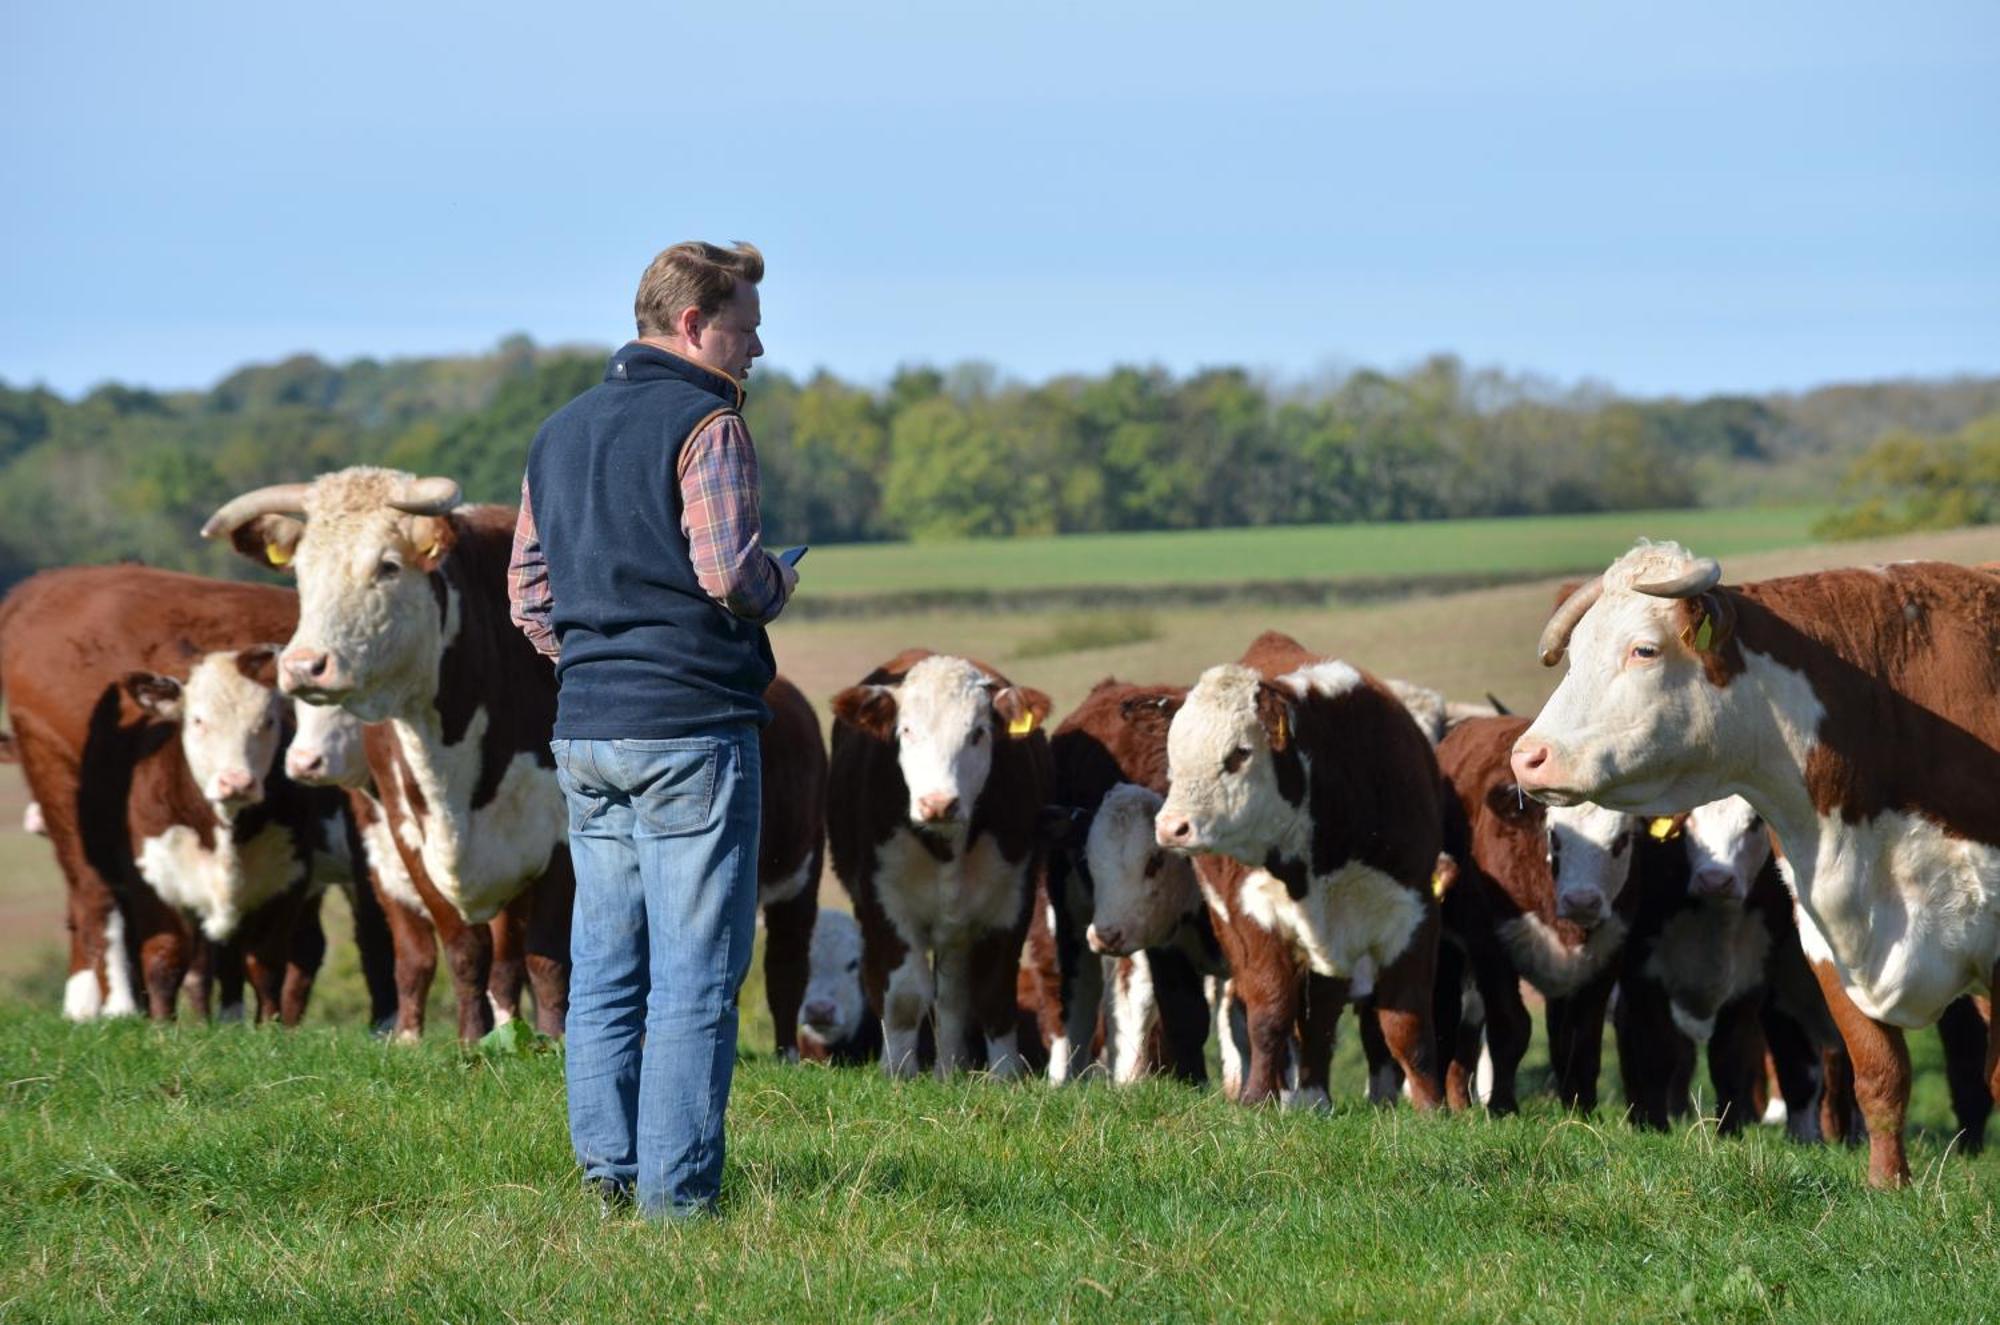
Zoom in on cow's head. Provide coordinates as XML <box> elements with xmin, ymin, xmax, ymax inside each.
<box><xmin>1476</xmin><ymin>777</ymin><xmax>1639</xmax><ymax>929</ymax></box>
<box><xmin>1085</xmin><ymin>783</ymin><xmax>1199</xmax><ymax>956</ymax></box>
<box><xmin>798</xmin><ymin>909</ymin><xmax>867</xmax><ymax>1050</ymax></box>
<box><xmin>285</xmin><ymin>699</ymin><xmax>372</xmax><ymax>788</ymax></box>
<box><xmin>1156</xmin><ymin>663</ymin><xmax>1304</xmax><ymax>862</ymax></box>
<box><xmin>123</xmin><ymin>647</ymin><xmax>286</xmax><ymax>818</ymax></box>
<box><xmin>201</xmin><ymin>468</ymin><xmax>462</xmax><ymax>720</ymax></box>
<box><xmin>1682</xmin><ymin>795</ymin><xmax>1770</xmax><ymax>902</ymax></box>
<box><xmin>1512</xmin><ymin>542</ymin><xmax>1742</xmax><ymax>812</ymax></box>
<box><xmin>831</xmin><ymin>655</ymin><xmax>1050</xmax><ymax>833</ymax></box>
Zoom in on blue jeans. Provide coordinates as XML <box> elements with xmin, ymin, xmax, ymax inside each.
<box><xmin>551</xmin><ymin>729</ymin><xmax>760</xmax><ymax>1218</ymax></box>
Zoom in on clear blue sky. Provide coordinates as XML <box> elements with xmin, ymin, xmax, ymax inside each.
<box><xmin>4</xmin><ymin>1</ymin><xmax>1996</xmax><ymax>399</ymax></box>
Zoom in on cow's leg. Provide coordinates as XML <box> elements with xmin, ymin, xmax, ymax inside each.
<box><xmin>1821</xmin><ymin>1043</ymin><xmax>1860</xmax><ymax>1145</ymax></box>
<box><xmin>1937</xmin><ymin>995</ymin><xmax>1991</xmax><ymax>1157</ymax></box>
<box><xmin>343</xmin><ymin>877</ymin><xmax>400</xmax><ymax>1033</ymax></box>
<box><xmin>1356</xmin><ymin>1001</ymin><xmax>1403</xmax><ymax>1105</ymax></box>
<box><xmin>213</xmin><ymin>942</ymin><xmax>247</xmax><ymax>1023</ymax></box>
<box><xmin>1372</xmin><ymin>938</ymin><xmax>1442</xmax><ymax>1112</ymax></box>
<box><xmin>1549</xmin><ymin>972</ymin><xmax>1614</xmax><ymax>1114</ymax></box>
<box><xmin>930</xmin><ymin>943</ymin><xmax>976</xmax><ymax>1077</ymax></box>
<box><xmin>1708</xmin><ymin>998</ymin><xmax>1767</xmax><ymax>1136</ymax></box>
<box><xmin>1212</xmin><ymin>977</ymin><xmax>1247</xmax><ymax>1100</ymax></box>
<box><xmin>969</xmin><ymin>924</ymin><xmax>1028</xmax><ymax>1080</ymax></box>
<box><xmin>379</xmin><ymin>886</ymin><xmax>437</xmax><ymax>1041</ymax></box>
<box><xmin>882</xmin><ymin>950</ymin><xmax>934</xmax><ymax>1080</ymax></box>
<box><xmin>1289</xmin><ymin>973</ymin><xmax>1342</xmax><ymax>1111</ymax></box>
<box><xmin>48</xmin><ymin>827</ymin><xmax>125</xmax><ymax>1018</ymax></box>
<box><xmin>1473</xmin><ymin>952</ymin><xmax>1530</xmax><ymax>1114</ymax></box>
<box><xmin>1614</xmin><ymin>973</ymin><xmax>1677</xmax><ymax>1131</ymax></box>
<box><xmin>1761</xmin><ymin>1003</ymin><xmax>1825</xmax><ymax>1143</ymax></box>
<box><xmin>1237</xmin><ymin>965</ymin><xmax>1302</xmax><ymax>1107</ymax></box>
<box><xmin>760</xmin><ymin>883</ymin><xmax>817</xmax><ymax>1062</ymax></box>
<box><xmin>404</xmin><ymin>865</ymin><xmax>494</xmax><ymax>1042</ymax></box>
<box><xmin>133</xmin><ymin>894</ymin><xmax>193</xmax><ymax>1022</ymax></box>
<box><xmin>525</xmin><ymin>856</ymin><xmax>574</xmax><ymax>1037</ymax></box>
<box><xmin>487</xmin><ymin>902</ymin><xmax>526</xmax><ymax>1028</ymax></box>
<box><xmin>280</xmin><ymin>892</ymin><xmax>327</xmax><ymax>1027</ymax></box>
<box><xmin>1055</xmin><ymin>942</ymin><xmax>1106</xmax><ymax>1086</ymax></box>
<box><xmin>182</xmin><ymin>934</ymin><xmax>214</xmax><ymax>1022</ymax></box>
<box><xmin>1147</xmin><ymin>946</ymin><xmax>1211</xmax><ymax>1086</ymax></box>
<box><xmin>1813</xmin><ymin>960</ymin><xmax>1910</xmax><ymax>1188</ymax></box>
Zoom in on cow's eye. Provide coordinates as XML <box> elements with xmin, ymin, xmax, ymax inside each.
<box><xmin>1222</xmin><ymin>746</ymin><xmax>1251</xmax><ymax>774</ymax></box>
<box><xmin>846</xmin><ymin>960</ymin><xmax>859</xmax><ymax>973</ymax></box>
<box><xmin>968</xmin><ymin>728</ymin><xmax>986</xmax><ymax>746</ymax></box>
<box><xmin>374</xmin><ymin>558</ymin><xmax>401</xmax><ymax>582</ymax></box>
<box><xmin>1629</xmin><ymin>642</ymin><xmax>1661</xmax><ymax>663</ymax></box>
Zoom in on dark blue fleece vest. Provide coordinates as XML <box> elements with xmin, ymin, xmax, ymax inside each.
<box><xmin>526</xmin><ymin>343</ymin><xmax>775</xmax><ymax>737</ymax></box>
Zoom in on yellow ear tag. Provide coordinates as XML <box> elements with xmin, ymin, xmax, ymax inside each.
<box><xmin>1274</xmin><ymin>709</ymin><xmax>1290</xmax><ymax>750</ymax></box>
<box><xmin>1648</xmin><ymin>817</ymin><xmax>1678</xmax><ymax>841</ymax></box>
<box><xmin>1006</xmin><ymin>711</ymin><xmax>1036</xmax><ymax>737</ymax></box>
<box><xmin>1693</xmin><ymin>616</ymin><xmax>1714</xmax><ymax>651</ymax></box>
<box><xmin>266</xmin><ymin>543</ymin><xmax>292</xmax><ymax>567</ymax></box>
<box><xmin>1431</xmin><ymin>866</ymin><xmax>1454</xmax><ymax>899</ymax></box>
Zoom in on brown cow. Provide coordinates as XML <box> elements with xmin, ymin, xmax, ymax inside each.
<box><xmin>0</xmin><ymin>565</ymin><xmax>297</xmax><ymax>1019</ymax></box>
<box><xmin>1436</xmin><ymin>714</ymin><xmax>1644</xmax><ymax>1113</ymax></box>
<box><xmin>755</xmin><ymin>676</ymin><xmax>830</xmax><ymax>1060</ymax></box>
<box><xmin>1157</xmin><ymin>644</ymin><xmax>1448</xmax><ymax>1109</ymax></box>
<box><xmin>1516</xmin><ymin>542</ymin><xmax>2000</xmax><ymax>1185</ymax></box>
<box><xmin>204</xmin><ymin>469</ymin><xmax>573</xmax><ymax>1041</ymax></box>
<box><xmin>828</xmin><ymin>649</ymin><xmax>1051</xmax><ymax>1078</ymax></box>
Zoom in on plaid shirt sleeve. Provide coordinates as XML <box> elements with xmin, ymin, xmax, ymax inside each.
<box><xmin>679</xmin><ymin>412</ymin><xmax>790</xmax><ymax>623</ymax></box>
<box><xmin>507</xmin><ymin>475</ymin><xmax>561</xmax><ymax>660</ymax></box>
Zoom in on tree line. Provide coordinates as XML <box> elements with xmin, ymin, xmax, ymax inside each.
<box><xmin>2</xmin><ymin>335</ymin><xmax>1996</xmax><ymax>587</ymax></box>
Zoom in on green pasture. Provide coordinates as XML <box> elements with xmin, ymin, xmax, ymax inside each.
<box><xmin>798</xmin><ymin>505</ymin><xmax>1829</xmax><ymax>600</ymax></box>
<box><xmin>2</xmin><ymin>1002</ymin><xmax>1994</xmax><ymax>1323</ymax></box>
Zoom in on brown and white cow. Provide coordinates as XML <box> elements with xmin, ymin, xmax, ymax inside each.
<box><xmin>204</xmin><ymin>468</ymin><xmax>573</xmax><ymax>1040</ymax></box>
<box><xmin>756</xmin><ymin>676</ymin><xmax>830</xmax><ymax>1061</ymax></box>
<box><xmin>1514</xmin><ymin>540</ymin><xmax>2000</xmax><ymax>1185</ymax></box>
<box><xmin>0</xmin><ymin>565</ymin><xmax>299</xmax><ymax>1021</ymax></box>
<box><xmin>1435</xmin><ymin>714</ymin><xmax>1641</xmax><ymax>1113</ymax></box>
<box><xmin>1156</xmin><ymin>654</ymin><xmax>1448</xmax><ymax>1109</ymax></box>
<box><xmin>828</xmin><ymin>649</ymin><xmax>1051</xmax><ymax>1078</ymax></box>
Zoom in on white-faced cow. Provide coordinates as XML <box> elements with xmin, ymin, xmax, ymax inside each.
<box><xmin>203</xmin><ymin>468</ymin><xmax>573</xmax><ymax>1040</ymax></box>
<box><xmin>828</xmin><ymin>649</ymin><xmax>1051</xmax><ymax>1079</ymax></box>
<box><xmin>1514</xmin><ymin>540</ymin><xmax>2000</xmax><ymax>1185</ymax></box>
<box><xmin>1156</xmin><ymin>655</ymin><xmax>1448</xmax><ymax>1109</ymax></box>
<box><xmin>796</xmin><ymin>908</ymin><xmax>881</xmax><ymax>1065</ymax></box>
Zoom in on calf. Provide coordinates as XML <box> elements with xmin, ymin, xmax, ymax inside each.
<box><xmin>828</xmin><ymin>650</ymin><xmax>1051</xmax><ymax>1078</ymax></box>
<box><xmin>1157</xmin><ymin>655</ymin><xmax>1448</xmax><ymax>1108</ymax></box>
<box><xmin>1515</xmin><ymin>542</ymin><xmax>2000</xmax><ymax>1185</ymax></box>
<box><xmin>1434</xmin><ymin>714</ymin><xmax>1640</xmax><ymax>1113</ymax></box>
<box><xmin>796</xmin><ymin>908</ymin><xmax>881</xmax><ymax>1065</ymax></box>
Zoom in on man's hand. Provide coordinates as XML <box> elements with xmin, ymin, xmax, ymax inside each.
<box><xmin>774</xmin><ymin>551</ymin><xmax>800</xmax><ymax>599</ymax></box>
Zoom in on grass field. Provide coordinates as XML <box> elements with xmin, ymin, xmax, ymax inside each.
<box><xmin>5</xmin><ymin>515</ymin><xmax>2000</xmax><ymax>1320</ymax></box>
<box><xmin>2</xmin><ymin>1005</ymin><xmax>1995</xmax><ymax>1322</ymax></box>
<box><xmin>797</xmin><ymin>505</ymin><xmax>1832</xmax><ymax>600</ymax></box>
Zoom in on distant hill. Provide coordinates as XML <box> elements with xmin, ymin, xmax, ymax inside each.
<box><xmin>1</xmin><ymin>340</ymin><xmax>1995</xmax><ymax>587</ymax></box>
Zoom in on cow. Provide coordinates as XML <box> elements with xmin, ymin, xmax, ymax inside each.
<box><xmin>0</xmin><ymin>565</ymin><xmax>297</xmax><ymax>1021</ymax></box>
<box><xmin>754</xmin><ymin>676</ymin><xmax>830</xmax><ymax>1061</ymax></box>
<box><xmin>796</xmin><ymin>908</ymin><xmax>880</xmax><ymax>1065</ymax></box>
<box><xmin>1514</xmin><ymin>540</ymin><xmax>2000</xmax><ymax>1185</ymax></box>
<box><xmin>1156</xmin><ymin>651</ymin><xmax>1449</xmax><ymax>1109</ymax></box>
<box><xmin>827</xmin><ymin>649</ymin><xmax>1051</xmax><ymax>1078</ymax></box>
<box><xmin>1035</xmin><ymin>678</ymin><xmax>1217</xmax><ymax>1085</ymax></box>
<box><xmin>203</xmin><ymin>468</ymin><xmax>573</xmax><ymax>1041</ymax></box>
<box><xmin>1434</xmin><ymin>714</ymin><xmax>1640</xmax><ymax>1113</ymax></box>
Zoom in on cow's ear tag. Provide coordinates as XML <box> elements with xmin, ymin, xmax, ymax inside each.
<box><xmin>419</xmin><ymin>541</ymin><xmax>439</xmax><ymax>561</ymax></box>
<box><xmin>1648</xmin><ymin>817</ymin><xmax>1679</xmax><ymax>841</ymax></box>
<box><xmin>1272</xmin><ymin>709</ymin><xmax>1290</xmax><ymax>752</ymax></box>
<box><xmin>1431</xmin><ymin>865</ymin><xmax>1455</xmax><ymax>899</ymax></box>
<box><xmin>1006</xmin><ymin>711</ymin><xmax>1036</xmax><ymax>737</ymax></box>
<box><xmin>1693</xmin><ymin>616</ymin><xmax>1714</xmax><ymax>651</ymax></box>
<box><xmin>265</xmin><ymin>543</ymin><xmax>292</xmax><ymax>567</ymax></box>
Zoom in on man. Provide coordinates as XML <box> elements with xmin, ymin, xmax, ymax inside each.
<box><xmin>508</xmin><ymin>240</ymin><xmax>797</xmax><ymax>1220</ymax></box>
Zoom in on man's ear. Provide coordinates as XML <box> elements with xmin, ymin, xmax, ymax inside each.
<box><xmin>1253</xmin><ymin>683</ymin><xmax>1294</xmax><ymax>753</ymax></box>
<box><xmin>227</xmin><ymin>515</ymin><xmax>305</xmax><ymax>573</ymax></box>
<box><xmin>992</xmin><ymin>686</ymin><xmax>1053</xmax><ymax>738</ymax></box>
<box><xmin>407</xmin><ymin>515</ymin><xmax>456</xmax><ymax>573</ymax></box>
<box><xmin>832</xmin><ymin>685</ymin><xmax>899</xmax><ymax>741</ymax></box>
<box><xmin>123</xmin><ymin>672</ymin><xmax>184</xmax><ymax>722</ymax></box>
<box><xmin>1485</xmin><ymin>781</ymin><xmax>1544</xmax><ymax>827</ymax></box>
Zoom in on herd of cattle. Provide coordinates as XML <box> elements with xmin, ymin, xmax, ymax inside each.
<box><xmin>2</xmin><ymin>465</ymin><xmax>1996</xmax><ymax>1190</ymax></box>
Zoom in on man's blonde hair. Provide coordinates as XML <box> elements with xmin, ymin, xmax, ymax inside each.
<box><xmin>634</xmin><ymin>241</ymin><xmax>764</xmax><ymax>338</ymax></box>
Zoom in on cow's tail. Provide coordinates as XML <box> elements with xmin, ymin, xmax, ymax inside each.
<box><xmin>0</xmin><ymin>584</ymin><xmax>20</xmax><ymax>763</ymax></box>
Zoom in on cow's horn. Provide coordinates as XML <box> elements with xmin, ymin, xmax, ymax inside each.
<box><xmin>1633</xmin><ymin>558</ymin><xmax>1722</xmax><ymax>599</ymax></box>
<box><xmin>199</xmin><ymin>483</ymin><xmax>312</xmax><ymax>540</ymax></box>
<box><xmin>387</xmin><ymin>476</ymin><xmax>461</xmax><ymax>515</ymax></box>
<box><xmin>1536</xmin><ymin>575</ymin><xmax>1605</xmax><ymax>668</ymax></box>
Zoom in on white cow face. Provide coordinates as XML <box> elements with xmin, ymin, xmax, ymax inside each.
<box><xmin>1683</xmin><ymin>796</ymin><xmax>1770</xmax><ymax>902</ymax></box>
<box><xmin>1086</xmin><ymin>783</ymin><xmax>1198</xmax><ymax>956</ymax></box>
<box><xmin>286</xmin><ymin>700</ymin><xmax>371</xmax><ymax>788</ymax></box>
<box><xmin>798</xmin><ymin>909</ymin><xmax>867</xmax><ymax>1049</ymax></box>
<box><xmin>1514</xmin><ymin>542</ymin><xmax>1742</xmax><ymax>813</ymax></box>
<box><xmin>833</xmin><ymin>656</ymin><xmax>1050</xmax><ymax>832</ymax></box>
<box><xmin>1544</xmin><ymin>801</ymin><xmax>1639</xmax><ymax>929</ymax></box>
<box><xmin>208</xmin><ymin>468</ymin><xmax>460</xmax><ymax>722</ymax></box>
<box><xmin>1157</xmin><ymin>664</ymin><xmax>1301</xmax><ymax>863</ymax></box>
<box><xmin>124</xmin><ymin>648</ymin><xmax>286</xmax><ymax>817</ymax></box>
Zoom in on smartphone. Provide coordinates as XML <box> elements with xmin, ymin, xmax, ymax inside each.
<box><xmin>778</xmin><ymin>545</ymin><xmax>809</xmax><ymax>567</ymax></box>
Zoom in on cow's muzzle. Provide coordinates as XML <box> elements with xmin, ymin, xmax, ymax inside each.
<box><xmin>280</xmin><ymin>646</ymin><xmax>353</xmax><ymax>700</ymax></box>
